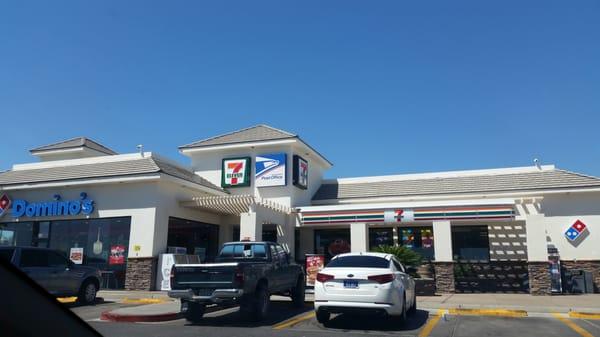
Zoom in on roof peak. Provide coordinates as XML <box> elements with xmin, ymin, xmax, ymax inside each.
<box><xmin>30</xmin><ymin>137</ymin><xmax>117</xmax><ymax>156</ymax></box>
<box><xmin>179</xmin><ymin>124</ymin><xmax>297</xmax><ymax>149</ymax></box>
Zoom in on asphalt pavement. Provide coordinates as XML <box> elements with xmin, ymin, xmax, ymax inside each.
<box><xmin>71</xmin><ymin>300</ymin><xmax>600</xmax><ymax>337</ymax></box>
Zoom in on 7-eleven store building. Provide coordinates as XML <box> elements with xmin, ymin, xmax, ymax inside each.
<box><xmin>1</xmin><ymin>124</ymin><xmax>600</xmax><ymax>294</ymax></box>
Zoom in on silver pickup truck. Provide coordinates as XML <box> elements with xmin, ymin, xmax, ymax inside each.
<box><xmin>169</xmin><ymin>241</ymin><xmax>305</xmax><ymax>322</ymax></box>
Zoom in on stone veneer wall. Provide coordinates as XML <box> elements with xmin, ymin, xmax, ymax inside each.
<box><xmin>528</xmin><ymin>262</ymin><xmax>551</xmax><ymax>295</ymax></box>
<box><xmin>125</xmin><ymin>257</ymin><xmax>157</xmax><ymax>291</ymax></box>
<box><xmin>560</xmin><ymin>260</ymin><xmax>600</xmax><ymax>293</ymax></box>
<box><xmin>433</xmin><ymin>262</ymin><xmax>455</xmax><ymax>293</ymax></box>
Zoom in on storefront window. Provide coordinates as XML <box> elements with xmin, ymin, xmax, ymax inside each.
<box><xmin>399</xmin><ymin>226</ymin><xmax>434</xmax><ymax>260</ymax></box>
<box><xmin>451</xmin><ymin>225</ymin><xmax>490</xmax><ymax>261</ymax></box>
<box><xmin>0</xmin><ymin>222</ymin><xmax>34</xmax><ymax>247</ymax></box>
<box><xmin>48</xmin><ymin>217</ymin><xmax>131</xmax><ymax>289</ymax></box>
<box><xmin>314</xmin><ymin>229</ymin><xmax>351</xmax><ymax>262</ymax></box>
<box><xmin>369</xmin><ymin>227</ymin><xmax>394</xmax><ymax>249</ymax></box>
<box><xmin>167</xmin><ymin>217</ymin><xmax>219</xmax><ymax>262</ymax></box>
<box><xmin>231</xmin><ymin>226</ymin><xmax>278</xmax><ymax>243</ymax></box>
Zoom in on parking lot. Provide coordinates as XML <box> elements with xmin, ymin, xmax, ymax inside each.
<box><xmin>73</xmin><ymin>301</ymin><xmax>600</xmax><ymax>337</ymax></box>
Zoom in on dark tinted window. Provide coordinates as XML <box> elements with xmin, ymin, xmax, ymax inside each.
<box><xmin>327</xmin><ymin>256</ymin><xmax>390</xmax><ymax>269</ymax></box>
<box><xmin>48</xmin><ymin>252</ymin><xmax>68</xmax><ymax>268</ymax></box>
<box><xmin>0</xmin><ymin>248</ymin><xmax>15</xmax><ymax>262</ymax></box>
<box><xmin>20</xmin><ymin>249</ymin><xmax>49</xmax><ymax>267</ymax></box>
<box><xmin>392</xmin><ymin>259</ymin><xmax>405</xmax><ymax>273</ymax></box>
<box><xmin>218</xmin><ymin>244</ymin><xmax>267</xmax><ymax>259</ymax></box>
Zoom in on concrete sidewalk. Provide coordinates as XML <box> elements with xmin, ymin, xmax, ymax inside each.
<box><xmin>418</xmin><ymin>293</ymin><xmax>600</xmax><ymax>313</ymax></box>
<box><xmin>96</xmin><ymin>291</ymin><xmax>600</xmax><ymax>322</ymax></box>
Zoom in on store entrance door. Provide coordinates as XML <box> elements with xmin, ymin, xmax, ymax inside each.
<box><xmin>167</xmin><ymin>217</ymin><xmax>219</xmax><ymax>262</ymax></box>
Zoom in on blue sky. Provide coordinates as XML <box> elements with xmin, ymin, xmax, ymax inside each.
<box><xmin>1</xmin><ymin>1</ymin><xmax>599</xmax><ymax>178</ymax></box>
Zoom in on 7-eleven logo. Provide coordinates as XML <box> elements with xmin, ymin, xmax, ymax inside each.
<box><xmin>0</xmin><ymin>194</ymin><xmax>10</xmax><ymax>217</ymax></box>
<box><xmin>223</xmin><ymin>158</ymin><xmax>249</xmax><ymax>187</ymax></box>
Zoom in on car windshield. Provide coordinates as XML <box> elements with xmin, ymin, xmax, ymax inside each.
<box><xmin>326</xmin><ymin>256</ymin><xmax>390</xmax><ymax>269</ymax></box>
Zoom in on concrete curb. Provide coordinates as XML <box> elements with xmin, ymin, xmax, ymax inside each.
<box><xmin>121</xmin><ymin>298</ymin><xmax>171</xmax><ymax>304</ymax></box>
<box><xmin>568</xmin><ymin>312</ymin><xmax>600</xmax><ymax>320</ymax></box>
<box><xmin>100</xmin><ymin>310</ymin><xmax>182</xmax><ymax>322</ymax></box>
<box><xmin>447</xmin><ymin>308</ymin><xmax>528</xmax><ymax>317</ymax></box>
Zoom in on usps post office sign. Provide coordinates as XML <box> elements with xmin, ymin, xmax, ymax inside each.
<box><xmin>255</xmin><ymin>153</ymin><xmax>286</xmax><ymax>187</ymax></box>
<box><xmin>222</xmin><ymin>157</ymin><xmax>251</xmax><ymax>188</ymax></box>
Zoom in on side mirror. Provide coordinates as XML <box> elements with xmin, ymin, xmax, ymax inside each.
<box><xmin>406</xmin><ymin>266</ymin><xmax>417</xmax><ymax>274</ymax></box>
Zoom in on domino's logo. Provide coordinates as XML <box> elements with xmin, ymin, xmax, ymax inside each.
<box><xmin>0</xmin><ymin>194</ymin><xmax>10</xmax><ymax>217</ymax></box>
<box><xmin>565</xmin><ymin>220</ymin><xmax>588</xmax><ymax>242</ymax></box>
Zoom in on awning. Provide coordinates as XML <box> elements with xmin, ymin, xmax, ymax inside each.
<box><xmin>181</xmin><ymin>194</ymin><xmax>291</xmax><ymax>215</ymax></box>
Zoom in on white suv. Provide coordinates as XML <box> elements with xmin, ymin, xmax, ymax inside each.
<box><xmin>314</xmin><ymin>252</ymin><xmax>416</xmax><ymax>324</ymax></box>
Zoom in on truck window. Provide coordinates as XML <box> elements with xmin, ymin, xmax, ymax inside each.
<box><xmin>48</xmin><ymin>251</ymin><xmax>68</xmax><ymax>268</ymax></box>
<box><xmin>219</xmin><ymin>244</ymin><xmax>267</xmax><ymax>259</ymax></box>
<box><xmin>20</xmin><ymin>249</ymin><xmax>49</xmax><ymax>268</ymax></box>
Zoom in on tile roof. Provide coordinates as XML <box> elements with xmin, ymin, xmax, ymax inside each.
<box><xmin>30</xmin><ymin>137</ymin><xmax>118</xmax><ymax>155</ymax></box>
<box><xmin>312</xmin><ymin>169</ymin><xmax>600</xmax><ymax>201</ymax></box>
<box><xmin>179</xmin><ymin>124</ymin><xmax>296</xmax><ymax>149</ymax></box>
<box><xmin>0</xmin><ymin>156</ymin><xmax>226</xmax><ymax>193</ymax></box>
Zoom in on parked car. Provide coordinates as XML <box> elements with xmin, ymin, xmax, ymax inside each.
<box><xmin>0</xmin><ymin>246</ymin><xmax>102</xmax><ymax>304</ymax></box>
<box><xmin>313</xmin><ymin>252</ymin><xmax>416</xmax><ymax>324</ymax></box>
<box><xmin>169</xmin><ymin>241</ymin><xmax>305</xmax><ymax>322</ymax></box>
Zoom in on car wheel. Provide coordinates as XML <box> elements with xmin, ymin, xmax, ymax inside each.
<box><xmin>408</xmin><ymin>294</ymin><xmax>417</xmax><ymax>316</ymax></box>
<box><xmin>77</xmin><ymin>280</ymin><xmax>97</xmax><ymax>305</ymax></box>
<box><xmin>316</xmin><ymin>310</ymin><xmax>330</xmax><ymax>324</ymax></box>
<box><xmin>291</xmin><ymin>277</ymin><xmax>305</xmax><ymax>308</ymax></box>
<box><xmin>183</xmin><ymin>301</ymin><xmax>205</xmax><ymax>323</ymax></box>
<box><xmin>251</xmin><ymin>284</ymin><xmax>270</xmax><ymax>321</ymax></box>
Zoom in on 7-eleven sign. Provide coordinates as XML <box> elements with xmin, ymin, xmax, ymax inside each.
<box><xmin>222</xmin><ymin>157</ymin><xmax>251</xmax><ymax>188</ymax></box>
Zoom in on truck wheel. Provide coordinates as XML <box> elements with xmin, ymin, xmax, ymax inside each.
<box><xmin>77</xmin><ymin>279</ymin><xmax>98</xmax><ymax>305</ymax></box>
<box><xmin>291</xmin><ymin>277</ymin><xmax>306</xmax><ymax>308</ymax></box>
<box><xmin>316</xmin><ymin>310</ymin><xmax>330</xmax><ymax>324</ymax></box>
<box><xmin>252</xmin><ymin>285</ymin><xmax>270</xmax><ymax>321</ymax></box>
<box><xmin>183</xmin><ymin>301</ymin><xmax>205</xmax><ymax>323</ymax></box>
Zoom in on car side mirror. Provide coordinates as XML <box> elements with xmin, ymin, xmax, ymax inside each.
<box><xmin>406</xmin><ymin>266</ymin><xmax>417</xmax><ymax>274</ymax></box>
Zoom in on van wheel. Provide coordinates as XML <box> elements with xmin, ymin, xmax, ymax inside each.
<box><xmin>183</xmin><ymin>301</ymin><xmax>205</xmax><ymax>323</ymax></box>
<box><xmin>316</xmin><ymin>310</ymin><xmax>330</xmax><ymax>324</ymax></box>
<box><xmin>77</xmin><ymin>280</ymin><xmax>97</xmax><ymax>305</ymax></box>
<box><xmin>291</xmin><ymin>277</ymin><xmax>305</xmax><ymax>308</ymax></box>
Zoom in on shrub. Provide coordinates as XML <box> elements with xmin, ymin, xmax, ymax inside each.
<box><xmin>371</xmin><ymin>245</ymin><xmax>423</xmax><ymax>267</ymax></box>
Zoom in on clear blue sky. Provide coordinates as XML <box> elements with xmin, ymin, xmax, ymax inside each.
<box><xmin>1</xmin><ymin>1</ymin><xmax>599</xmax><ymax>178</ymax></box>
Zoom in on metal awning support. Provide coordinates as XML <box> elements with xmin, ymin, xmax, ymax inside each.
<box><xmin>181</xmin><ymin>194</ymin><xmax>291</xmax><ymax>215</ymax></box>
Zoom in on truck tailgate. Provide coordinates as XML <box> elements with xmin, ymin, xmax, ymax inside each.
<box><xmin>172</xmin><ymin>263</ymin><xmax>239</xmax><ymax>290</ymax></box>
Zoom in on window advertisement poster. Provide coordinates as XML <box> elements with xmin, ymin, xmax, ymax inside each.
<box><xmin>401</xmin><ymin>229</ymin><xmax>415</xmax><ymax>248</ymax></box>
<box><xmin>109</xmin><ymin>244</ymin><xmax>126</xmax><ymax>265</ymax></box>
<box><xmin>293</xmin><ymin>155</ymin><xmax>308</xmax><ymax>189</ymax></box>
<box><xmin>221</xmin><ymin>157</ymin><xmax>251</xmax><ymax>188</ymax></box>
<box><xmin>255</xmin><ymin>153</ymin><xmax>287</xmax><ymax>187</ymax></box>
<box><xmin>69</xmin><ymin>247</ymin><xmax>84</xmax><ymax>264</ymax></box>
<box><xmin>421</xmin><ymin>229</ymin><xmax>434</xmax><ymax>248</ymax></box>
<box><xmin>305</xmin><ymin>254</ymin><xmax>325</xmax><ymax>286</ymax></box>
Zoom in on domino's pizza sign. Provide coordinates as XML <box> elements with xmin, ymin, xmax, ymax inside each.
<box><xmin>0</xmin><ymin>194</ymin><xmax>11</xmax><ymax>217</ymax></box>
<box><xmin>565</xmin><ymin>220</ymin><xmax>589</xmax><ymax>242</ymax></box>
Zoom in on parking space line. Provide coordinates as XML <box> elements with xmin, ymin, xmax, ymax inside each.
<box><xmin>272</xmin><ymin>311</ymin><xmax>315</xmax><ymax>330</ymax></box>
<box><xmin>552</xmin><ymin>313</ymin><xmax>594</xmax><ymax>337</ymax></box>
<box><xmin>418</xmin><ymin>309</ymin><xmax>445</xmax><ymax>337</ymax></box>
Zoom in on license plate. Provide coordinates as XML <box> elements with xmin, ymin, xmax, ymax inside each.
<box><xmin>343</xmin><ymin>280</ymin><xmax>358</xmax><ymax>288</ymax></box>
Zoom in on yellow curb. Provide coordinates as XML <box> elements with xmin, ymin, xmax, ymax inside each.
<box><xmin>57</xmin><ymin>297</ymin><xmax>78</xmax><ymax>303</ymax></box>
<box><xmin>272</xmin><ymin>311</ymin><xmax>315</xmax><ymax>330</ymax></box>
<box><xmin>552</xmin><ymin>313</ymin><xmax>594</xmax><ymax>337</ymax></box>
<box><xmin>569</xmin><ymin>312</ymin><xmax>600</xmax><ymax>320</ymax></box>
<box><xmin>121</xmin><ymin>298</ymin><xmax>169</xmax><ymax>304</ymax></box>
<box><xmin>418</xmin><ymin>309</ymin><xmax>445</xmax><ymax>337</ymax></box>
<box><xmin>447</xmin><ymin>308</ymin><xmax>527</xmax><ymax>318</ymax></box>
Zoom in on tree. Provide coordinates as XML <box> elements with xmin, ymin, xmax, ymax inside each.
<box><xmin>371</xmin><ymin>245</ymin><xmax>423</xmax><ymax>267</ymax></box>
